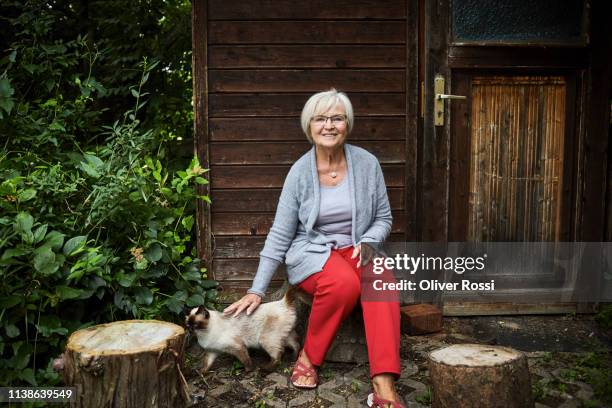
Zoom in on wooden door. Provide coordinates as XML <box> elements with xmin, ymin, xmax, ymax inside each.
<box><xmin>421</xmin><ymin>0</ymin><xmax>596</xmax><ymax>314</ymax></box>
<box><xmin>193</xmin><ymin>0</ymin><xmax>419</xmax><ymax>301</ymax></box>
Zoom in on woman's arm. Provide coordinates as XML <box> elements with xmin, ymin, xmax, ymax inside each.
<box><xmin>224</xmin><ymin>172</ymin><xmax>300</xmax><ymax>316</ymax></box>
<box><xmin>359</xmin><ymin>161</ymin><xmax>393</xmax><ymax>244</ymax></box>
<box><xmin>248</xmin><ymin>180</ymin><xmax>300</xmax><ymax>294</ymax></box>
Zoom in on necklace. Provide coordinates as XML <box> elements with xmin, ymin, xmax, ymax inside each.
<box><xmin>318</xmin><ymin>153</ymin><xmax>343</xmax><ymax>180</ymax></box>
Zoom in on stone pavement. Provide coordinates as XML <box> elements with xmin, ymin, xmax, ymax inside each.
<box><xmin>185</xmin><ymin>315</ymin><xmax>611</xmax><ymax>407</ymax></box>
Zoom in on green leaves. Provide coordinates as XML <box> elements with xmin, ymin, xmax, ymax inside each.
<box><xmin>181</xmin><ymin>215</ymin><xmax>194</xmax><ymax>231</ymax></box>
<box><xmin>0</xmin><ymin>77</ymin><xmax>15</xmax><ymax>118</ymax></box>
<box><xmin>78</xmin><ymin>154</ymin><xmax>104</xmax><ymax>179</ymax></box>
<box><xmin>18</xmin><ymin>189</ymin><xmax>37</xmax><ymax>203</ymax></box>
<box><xmin>63</xmin><ymin>236</ymin><xmax>87</xmax><ymax>257</ymax></box>
<box><xmin>134</xmin><ymin>287</ymin><xmax>153</xmax><ymax>305</ymax></box>
<box><xmin>145</xmin><ymin>243</ymin><xmax>163</xmax><ymax>262</ymax></box>
<box><xmin>165</xmin><ymin>291</ymin><xmax>187</xmax><ymax>314</ymax></box>
<box><xmin>185</xmin><ymin>294</ymin><xmax>205</xmax><ymax>307</ymax></box>
<box><xmin>33</xmin><ymin>247</ymin><xmax>58</xmax><ymax>275</ymax></box>
<box><xmin>0</xmin><ymin>1</ymin><xmax>216</xmax><ymax>387</ymax></box>
<box><xmin>36</xmin><ymin>316</ymin><xmax>69</xmax><ymax>337</ymax></box>
<box><xmin>5</xmin><ymin>324</ymin><xmax>20</xmax><ymax>338</ymax></box>
<box><xmin>14</xmin><ymin>212</ymin><xmax>34</xmax><ymax>242</ymax></box>
<box><xmin>43</xmin><ymin>231</ymin><xmax>65</xmax><ymax>251</ymax></box>
<box><xmin>0</xmin><ymin>295</ymin><xmax>22</xmax><ymax>309</ymax></box>
<box><xmin>55</xmin><ymin>286</ymin><xmax>86</xmax><ymax>300</ymax></box>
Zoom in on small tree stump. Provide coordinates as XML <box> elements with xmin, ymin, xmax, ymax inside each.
<box><xmin>285</xmin><ymin>285</ymin><xmax>368</xmax><ymax>364</ymax></box>
<box><xmin>428</xmin><ymin>344</ymin><xmax>534</xmax><ymax>408</ymax></box>
<box><xmin>325</xmin><ymin>307</ymin><xmax>368</xmax><ymax>363</ymax></box>
<box><xmin>62</xmin><ymin>320</ymin><xmax>190</xmax><ymax>408</ymax></box>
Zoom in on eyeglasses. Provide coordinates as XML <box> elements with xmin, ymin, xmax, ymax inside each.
<box><xmin>311</xmin><ymin>115</ymin><xmax>347</xmax><ymax>126</ymax></box>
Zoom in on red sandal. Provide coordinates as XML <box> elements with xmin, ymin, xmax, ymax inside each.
<box><xmin>367</xmin><ymin>393</ymin><xmax>407</xmax><ymax>408</ymax></box>
<box><xmin>290</xmin><ymin>352</ymin><xmax>318</xmax><ymax>389</ymax></box>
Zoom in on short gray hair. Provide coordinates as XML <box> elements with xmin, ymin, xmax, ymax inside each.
<box><xmin>300</xmin><ymin>89</ymin><xmax>354</xmax><ymax>143</ymax></box>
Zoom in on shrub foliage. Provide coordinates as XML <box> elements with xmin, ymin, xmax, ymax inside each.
<box><xmin>0</xmin><ymin>0</ymin><xmax>214</xmax><ymax>386</ymax></box>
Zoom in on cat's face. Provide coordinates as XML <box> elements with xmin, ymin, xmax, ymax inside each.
<box><xmin>185</xmin><ymin>306</ymin><xmax>210</xmax><ymax>332</ymax></box>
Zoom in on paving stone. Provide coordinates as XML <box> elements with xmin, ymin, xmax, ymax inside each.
<box><xmin>316</xmin><ymin>389</ymin><xmax>346</xmax><ymax>407</ymax></box>
<box><xmin>187</xmin><ymin>316</ymin><xmax>608</xmax><ymax>408</ymax></box>
<box><xmin>266</xmin><ymin>371</ymin><xmax>290</xmax><ymax>387</ymax></box>
<box><xmin>318</xmin><ymin>377</ymin><xmax>344</xmax><ymax>391</ymax></box>
<box><xmin>574</xmin><ymin>382</ymin><xmax>594</xmax><ymax>401</ymax></box>
<box><xmin>334</xmin><ymin>382</ymin><xmax>369</xmax><ymax>405</ymax></box>
<box><xmin>286</xmin><ymin>390</ymin><xmax>318</xmax><ymax>407</ymax></box>
<box><xmin>557</xmin><ymin>399</ymin><xmax>582</xmax><ymax>408</ymax></box>
<box><xmin>398</xmin><ymin>378</ymin><xmax>428</xmax><ymax>403</ymax></box>
<box><xmin>399</xmin><ymin>360</ymin><xmax>419</xmax><ymax>378</ymax></box>
<box><xmin>342</xmin><ymin>366</ymin><xmax>370</xmax><ymax>388</ymax></box>
<box><xmin>207</xmin><ymin>382</ymin><xmax>233</xmax><ymax>398</ymax></box>
<box><xmin>346</xmin><ymin>394</ymin><xmax>369</xmax><ymax>408</ymax></box>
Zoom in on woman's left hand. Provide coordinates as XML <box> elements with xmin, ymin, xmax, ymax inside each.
<box><xmin>351</xmin><ymin>243</ymin><xmax>375</xmax><ymax>268</ymax></box>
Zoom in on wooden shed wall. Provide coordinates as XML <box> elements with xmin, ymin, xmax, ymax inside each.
<box><xmin>194</xmin><ymin>0</ymin><xmax>416</xmax><ymax>300</ymax></box>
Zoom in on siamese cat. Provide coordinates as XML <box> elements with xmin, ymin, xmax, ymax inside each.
<box><xmin>185</xmin><ymin>288</ymin><xmax>299</xmax><ymax>372</ymax></box>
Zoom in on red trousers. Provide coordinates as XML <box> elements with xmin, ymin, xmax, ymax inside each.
<box><xmin>298</xmin><ymin>246</ymin><xmax>401</xmax><ymax>378</ymax></box>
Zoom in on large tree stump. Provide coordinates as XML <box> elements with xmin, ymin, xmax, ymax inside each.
<box><xmin>428</xmin><ymin>344</ymin><xmax>534</xmax><ymax>408</ymax></box>
<box><xmin>62</xmin><ymin>320</ymin><xmax>190</xmax><ymax>408</ymax></box>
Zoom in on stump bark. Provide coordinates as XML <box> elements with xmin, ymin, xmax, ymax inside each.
<box><xmin>428</xmin><ymin>344</ymin><xmax>534</xmax><ymax>408</ymax></box>
<box><xmin>325</xmin><ymin>307</ymin><xmax>368</xmax><ymax>363</ymax></box>
<box><xmin>284</xmin><ymin>284</ymin><xmax>368</xmax><ymax>364</ymax></box>
<box><xmin>62</xmin><ymin>320</ymin><xmax>190</xmax><ymax>408</ymax></box>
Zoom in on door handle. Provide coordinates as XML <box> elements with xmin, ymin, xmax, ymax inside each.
<box><xmin>436</xmin><ymin>94</ymin><xmax>467</xmax><ymax>100</ymax></box>
<box><xmin>434</xmin><ymin>74</ymin><xmax>467</xmax><ymax>126</ymax></box>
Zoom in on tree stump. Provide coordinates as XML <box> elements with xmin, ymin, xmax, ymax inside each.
<box><xmin>325</xmin><ymin>307</ymin><xmax>368</xmax><ymax>363</ymax></box>
<box><xmin>282</xmin><ymin>283</ymin><xmax>369</xmax><ymax>364</ymax></box>
<box><xmin>62</xmin><ymin>320</ymin><xmax>190</xmax><ymax>408</ymax></box>
<box><xmin>428</xmin><ymin>344</ymin><xmax>534</xmax><ymax>408</ymax></box>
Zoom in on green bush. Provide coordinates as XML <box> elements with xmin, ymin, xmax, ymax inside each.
<box><xmin>0</xmin><ymin>0</ymin><xmax>214</xmax><ymax>387</ymax></box>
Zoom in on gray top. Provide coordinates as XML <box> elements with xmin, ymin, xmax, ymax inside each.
<box><xmin>247</xmin><ymin>144</ymin><xmax>392</xmax><ymax>297</ymax></box>
<box><xmin>315</xmin><ymin>176</ymin><xmax>352</xmax><ymax>249</ymax></box>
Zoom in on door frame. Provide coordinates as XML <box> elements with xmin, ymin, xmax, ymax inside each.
<box><xmin>419</xmin><ymin>0</ymin><xmax>608</xmax><ymax>315</ymax></box>
<box><xmin>420</xmin><ymin>0</ymin><xmax>595</xmax><ymax>243</ymax></box>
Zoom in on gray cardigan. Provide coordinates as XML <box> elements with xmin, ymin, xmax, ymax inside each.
<box><xmin>247</xmin><ymin>143</ymin><xmax>392</xmax><ymax>296</ymax></box>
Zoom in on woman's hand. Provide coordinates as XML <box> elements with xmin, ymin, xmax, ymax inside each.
<box><xmin>223</xmin><ymin>293</ymin><xmax>262</xmax><ymax>317</ymax></box>
<box><xmin>351</xmin><ymin>244</ymin><xmax>362</xmax><ymax>267</ymax></box>
<box><xmin>351</xmin><ymin>243</ymin><xmax>375</xmax><ymax>268</ymax></box>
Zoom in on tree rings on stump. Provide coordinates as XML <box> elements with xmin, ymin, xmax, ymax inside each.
<box><xmin>63</xmin><ymin>320</ymin><xmax>190</xmax><ymax>408</ymax></box>
<box><xmin>428</xmin><ymin>344</ymin><xmax>534</xmax><ymax>408</ymax></box>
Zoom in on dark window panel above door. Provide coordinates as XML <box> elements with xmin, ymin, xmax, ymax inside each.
<box><xmin>452</xmin><ymin>0</ymin><xmax>587</xmax><ymax>45</ymax></box>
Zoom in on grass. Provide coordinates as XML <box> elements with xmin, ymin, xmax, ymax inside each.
<box><xmin>415</xmin><ymin>387</ymin><xmax>432</xmax><ymax>405</ymax></box>
<box><xmin>594</xmin><ymin>304</ymin><xmax>612</xmax><ymax>331</ymax></box>
<box><xmin>532</xmin><ymin>380</ymin><xmax>547</xmax><ymax>402</ymax></box>
<box><xmin>540</xmin><ymin>351</ymin><xmax>612</xmax><ymax>406</ymax></box>
<box><xmin>350</xmin><ymin>378</ymin><xmax>361</xmax><ymax>392</ymax></box>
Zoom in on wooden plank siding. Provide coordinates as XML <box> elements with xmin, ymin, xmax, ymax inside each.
<box><xmin>192</xmin><ymin>0</ymin><xmax>211</xmax><ymax>271</ymax></box>
<box><xmin>203</xmin><ymin>0</ymin><xmax>412</xmax><ymax>298</ymax></box>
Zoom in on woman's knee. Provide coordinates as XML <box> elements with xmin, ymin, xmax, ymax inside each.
<box><xmin>316</xmin><ymin>257</ymin><xmax>361</xmax><ymax>305</ymax></box>
<box><xmin>326</xmin><ymin>275</ymin><xmax>360</xmax><ymax>306</ymax></box>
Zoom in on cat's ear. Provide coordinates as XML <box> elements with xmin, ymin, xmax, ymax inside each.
<box><xmin>196</xmin><ymin>306</ymin><xmax>209</xmax><ymax>319</ymax></box>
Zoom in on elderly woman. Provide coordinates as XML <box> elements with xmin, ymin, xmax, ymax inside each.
<box><xmin>224</xmin><ymin>89</ymin><xmax>403</xmax><ymax>408</ymax></box>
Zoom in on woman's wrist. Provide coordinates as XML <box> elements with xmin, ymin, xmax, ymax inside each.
<box><xmin>247</xmin><ymin>289</ymin><xmax>265</xmax><ymax>298</ymax></box>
